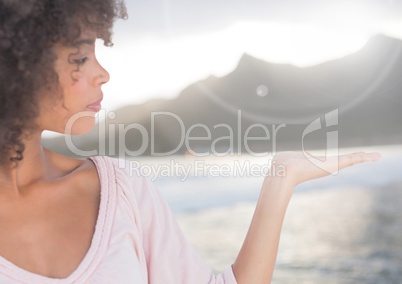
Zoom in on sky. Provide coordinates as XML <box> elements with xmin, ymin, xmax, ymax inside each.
<box><xmin>96</xmin><ymin>0</ymin><xmax>402</xmax><ymax>111</ymax></box>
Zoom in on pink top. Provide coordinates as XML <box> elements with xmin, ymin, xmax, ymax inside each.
<box><xmin>0</xmin><ymin>156</ymin><xmax>238</xmax><ymax>284</ymax></box>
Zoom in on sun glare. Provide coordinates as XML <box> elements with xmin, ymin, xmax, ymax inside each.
<box><xmin>230</xmin><ymin>22</ymin><xmax>370</xmax><ymax>67</ymax></box>
<box><xmin>96</xmin><ymin>22</ymin><xmax>371</xmax><ymax>110</ymax></box>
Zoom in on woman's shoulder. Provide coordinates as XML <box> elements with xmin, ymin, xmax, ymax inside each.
<box><xmin>89</xmin><ymin>155</ymin><xmax>154</xmax><ymax>194</ymax></box>
<box><xmin>43</xmin><ymin>150</ymin><xmax>148</xmax><ymax>188</ymax></box>
<box><xmin>89</xmin><ymin>155</ymin><xmax>139</xmax><ymax>178</ymax></box>
<box><xmin>44</xmin><ymin>148</ymin><xmax>95</xmax><ymax>177</ymax></box>
<box><xmin>90</xmin><ymin>156</ymin><xmax>164</xmax><ymax>219</ymax></box>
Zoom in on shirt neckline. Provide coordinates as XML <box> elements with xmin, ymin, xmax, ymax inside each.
<box><xmin>0</xmin><ymin>156</ymin><xmax>117</xmax><ymax>284</ymax></box>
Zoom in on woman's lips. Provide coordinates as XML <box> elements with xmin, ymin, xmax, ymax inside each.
<box><xmin>86</xmin><ymin>97</ymin><xmax>103</xmax><ymax>112</ymax></box>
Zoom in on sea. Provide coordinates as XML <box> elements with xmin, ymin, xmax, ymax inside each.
<box><xmin>130</xmin><ymin>145</ymin><xmax>402</xmax><ymax>284</ymax></box>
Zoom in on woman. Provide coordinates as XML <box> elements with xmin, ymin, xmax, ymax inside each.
<box><xmin>0</xmin><ymin>0</ymin><xmax>381</xmax><ymax>283</ymax></box>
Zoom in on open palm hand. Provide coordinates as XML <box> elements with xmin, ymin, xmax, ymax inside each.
<box><xmin>271</xmin><ymin>151</ymin><xmax>382</xmax><ymax>187</ymax></box>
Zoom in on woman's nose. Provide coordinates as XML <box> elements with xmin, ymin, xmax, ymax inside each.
<box><xmin>94</xmin><ymin>63</ymin><xmax>110</xmax><ymax>86</ymax></box>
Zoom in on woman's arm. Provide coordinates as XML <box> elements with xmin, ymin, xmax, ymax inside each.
<box><xmin>233</xmin><ymin>175</ymin><xmax>292</xmax><ymax>283</ymax></box>
<box><xmin>232</xmin><ymin>151</ymin><xmax>381</xmax><ymax>283</ymax></box>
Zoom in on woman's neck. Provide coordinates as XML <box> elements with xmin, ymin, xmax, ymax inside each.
<box><xmin>0</xmin><ymin>132</ymin><xmax>51</xmax><ymax>196</ymax></box>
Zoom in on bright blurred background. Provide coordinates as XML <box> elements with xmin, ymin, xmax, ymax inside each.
<box><xmin>97</xmin><ymin>0</ymin><xmax>402</xmax><ymax>110</ymax></box>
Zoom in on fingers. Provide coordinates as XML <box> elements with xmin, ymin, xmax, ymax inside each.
<box><xmin>339</xmin><ymin>152</ymin><xmax>381</xmax><ymax>168</ymax></box>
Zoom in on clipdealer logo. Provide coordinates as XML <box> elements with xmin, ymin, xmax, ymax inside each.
<box><xmin>302</xmin><ymin>109</ymin><xmax>339</xmax><ymax>175</ymax></box>
<box><xmin>64</xmin><ymin>108</ymin><xmax>339</xmax><ymax>175</ymax></box>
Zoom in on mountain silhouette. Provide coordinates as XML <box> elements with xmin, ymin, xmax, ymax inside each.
<box><xmin>43</xmin><ymin>34</ymin><xmax>402</xmax><ymax>157</ymax></box>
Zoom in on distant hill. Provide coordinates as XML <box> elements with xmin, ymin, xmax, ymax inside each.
<box><xmin>44</xmin><ymin>34</ymin><xmax>402</xmax><ymax>157</ymax></box>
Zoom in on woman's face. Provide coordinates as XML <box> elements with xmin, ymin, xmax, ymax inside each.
<box><xmin>36</xmin><ymin>30</ymin><xmax>110</xmax><ymax>135</ymax></box>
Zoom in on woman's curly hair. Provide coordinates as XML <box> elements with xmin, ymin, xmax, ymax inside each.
<box><xmin>0</xmin><ymin>0</ymin><xmax>127</xmax><ymax>166</ymax></box>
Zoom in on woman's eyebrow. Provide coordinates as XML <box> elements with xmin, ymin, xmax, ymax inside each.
<box><xmin>74</xmin><ymin>38</ymin><xmax>96</xmax><ymax>46</ymax></box>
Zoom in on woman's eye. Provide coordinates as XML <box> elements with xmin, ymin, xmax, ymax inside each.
<box><xmin>74</xmin><ymin>56</ymin><xmax>88</xmax><ymax>65</ymax></box>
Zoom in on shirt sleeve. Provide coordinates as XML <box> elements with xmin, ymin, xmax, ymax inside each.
<box><xmin>132</xmin><ymin>176</ymin><xmax>238</xmax><ymax>284</ymax></box>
